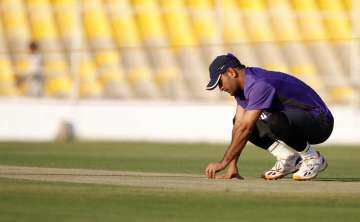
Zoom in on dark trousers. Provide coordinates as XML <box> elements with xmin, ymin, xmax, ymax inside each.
<box><xmin>236</xmin><ymin>110</ymin><xmax>334</xmax><ymax>152</ymax></box>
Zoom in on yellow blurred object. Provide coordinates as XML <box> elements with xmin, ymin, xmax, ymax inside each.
<box><xmin>0</xmin><ymin>0</ymin><xmax>30</xmax><ymax>40</ymax></box>
<box><xmin>52</xmin><ymin>0</ymin><xmax>78</xmax><ymax>39</ymax></box>
<box><xmin>45</xmin><ymin>75</ymin><xmax>72</xmax><ymax>97</ymax></box>
<box><xmin>42</xmin><ymin>56</ymin><xmax>72</xmax><ymax>97</ymax></box>
<box><xmin>14</xmin><ymin>58</ymin><xmax>31</xmax><ymax>76</ymax></box>
<box><xmin>79</xmin><ymin>81</ymin><xmax>102</xmax><ymax>97</ymax></box>
<box><xmin>154</xmin><ymin>67</ymin><xmax>179</xmax><ymax>85</ymax></box>
<box><xmin>0</xmin><ymin>87</ymin><xmax>17</xmax><ymax>96</ymax></box>
<box><xmin>98</xmin><ymin>70</ymin><xmax>124</xmax><ymax>85</ymax></box>
<box><xmin>238</xmin><ymin>0</ymin><xmax>274</xmax><ymax>42</ymax></box>
<box><xmin>0</xmin><ymin>0</ymin><xmax>356</xmax><ymax>103</ymax></box>
<box><xmin>105</xmin><ymin>0</ymin><xmax>141</xmax><ymax>47</ymax></box>
<box><xmin>79</xmin><ymin>61</ymin><xmax>96</xmax><ymax>79</ymax></box>
<box><xmin>330</xmin><ymin>86</ymin><xmax>355</xmax><ymax>103</ymax></box>
<box><xmin>161</xmin><ymin>0</ymin><xmax>197</xmax><ymax>47</ymax></box>
<box><xmin>132</xmin><ymin>0</ymin><xmax>166</xmax><ymax>41</ymax></box>
<box><xmin>238</xmin><ymin>0</ymin><xmax>264</xmax><ymax>10</ymax></box>
<box><xmin>221</xmin><ymin>0</ymin><xmax>249</xmax><ymax>44</ymax></box>
<box><xmin>305</xmin><ymin>78</ymin><xmax>322</xmax><ymax>91</ymax></box>
<box><xmin>82</xmin><ymin>0</ymin><xmax>112</xmax><ymax>41</ymax></box>
<box><xmin>291</xmin><ymin>64</ymin><xmax>321</xmax><ymax>89</ymax></box>
<box><xmin>0</xmin><ymin>58</ymin><xmax>18</xmax><ymax>96</ymax></box>
<box><xmin>291</xmin><ymin>0</ymin><xmax>328</xmax><ymax>41</ymax></box>
<box><xmin>187</xmin><ymin>0</ymin><xmax>217</xmax><ymax>43</ymax></box>
<box><xmin>44</xmin><ymin>59</ymin><xmax>67</xmax><ymax>75</ymax></box>
<box><xmin>264</xmin><ymin>64</ymin><xmax>289</xmax><ymax>73</ymax></box>
<box><xmin>78</xmin><ymin>60</ymin><xmax>102</xmax><ymax>97</ymax></box>
<box><xmin>266</xmin><ymin>0</ymin><xmax>301</xmax><ymax>42</ymax></box>
<box><xmin>317</xmin><ymin>0</ymin><xmax>352</xmax><ymax>41</ymax></box>
<box><xmin>94</xmin><ymin>49</ymin><xmax>130</xmax><ymax>97</ymax></box>
<box><xmin>0</xmin><ymin>59</ymin><xmax>16</xmax><ymax>82</ymax></box>
<box><xmin>95</xmin><ymin>50</ymin><xmax>120</xmax><ymax>66</ymax></box>
<box><xmin>127</xmin><ymin>67</ymin><xmax>152</xmax><ymax>84</ymax></box>
<box><xmin>290</xmin><ymin>64</ymin><xmax>316</xmax><ymax>76</ymax></box>
<box><xmin>26</xmin><ymin>0</ymin><xmax>58</xmax><ymax>41</ymax></box>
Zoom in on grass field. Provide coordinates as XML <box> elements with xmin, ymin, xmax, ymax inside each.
<box><xmin>0</xmin><ymin>142</ymin><xmax>359</xmax><ymax>222</ymax></box>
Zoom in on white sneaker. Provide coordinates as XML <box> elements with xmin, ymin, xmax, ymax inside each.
<box><xmin>293</xmin><ymin>151</ymin><xmax>328</xmax><ymax>181</ymax></box>
<box><xmin>263</xmin><ymin>154</ymin><xmax>302</xmax><ymax>180</ymax></box>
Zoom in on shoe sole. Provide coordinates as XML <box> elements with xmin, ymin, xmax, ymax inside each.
<box><xmin>262</xmin><ymin>157</ymin><xmax>303</xmax><ymax>180</ymax></box>
<box><xmin>260</xmin><ymin>156</ymin><xmax>301</xmax><ymax>180</ymax></box>
<box><xmin>293</xmin><ymin>158</ymin><xmax>328</xmax><ymax>181</ymax></box>
<box><xmin>263</xmin><ymin>168</ymin><xmax>300</xmax><ymax>180</ymax></box>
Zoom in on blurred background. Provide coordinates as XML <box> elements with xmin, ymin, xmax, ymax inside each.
<box><xmin>0</xmin><ymin>0</ymin><xmax>359</xmax><ymax>143</ymax></box>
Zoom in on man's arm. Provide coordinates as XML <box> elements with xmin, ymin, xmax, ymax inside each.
<box><xmin>225</xmin><ymin>106</ymin><xmax>246</xmax><ymax>172</ymax></box>
<box><xmin>221</xmin><ymin>109</ymin><xmax>261</xmax><ymax>165</ymax></box>
<box><xmin>206</xmin><ymin>108</ymin><xmax>262</xmax><ymax>179</ymax></box>
<box><xmin>215</xmin><ymin>106</ymin><xmax>245</xmax><ymax>179</ymax></box>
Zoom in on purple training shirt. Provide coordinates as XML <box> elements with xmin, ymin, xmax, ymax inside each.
<box><xmin>235</xmin><ymin>67</ymin><xmax>332</xmax><ymax>119</ymax></box>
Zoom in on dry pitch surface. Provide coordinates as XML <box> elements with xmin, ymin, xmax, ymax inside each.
<box><xmin>1</xmin><ymin>165</ymin><xmax>359</xmax><ymax>194</ymax></box>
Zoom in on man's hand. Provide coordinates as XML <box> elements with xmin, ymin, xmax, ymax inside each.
<box><xmin>205</xmin><ymin>162</ymin><xmax>226</xmax><ymax>179</ymax></box>
<box><xmin>215</xmin><ymin>166</ymin><xmax>244</xmax><ymax>180</ymax></box>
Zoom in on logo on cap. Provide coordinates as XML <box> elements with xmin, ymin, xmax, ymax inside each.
<box><xmin>218</xmin><ymin>65</ymin><xmax>225</xmax><ymax>71</ymax></box>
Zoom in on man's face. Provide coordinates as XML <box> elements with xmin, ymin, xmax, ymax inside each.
<box><xmin>218</xmin><ymin>70</ymin><xmax>239</xmax><ymax>96</ymax></box>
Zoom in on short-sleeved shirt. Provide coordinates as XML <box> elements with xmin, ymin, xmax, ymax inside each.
<box><xmin>235</xmin><ymin>67</ymin><xmax>332</xmax><ymax>119</ymax></box>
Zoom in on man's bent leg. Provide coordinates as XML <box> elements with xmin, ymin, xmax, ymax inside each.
<box><xmin>247</xmin><ymin>117</ymin><xmax>302</xmax><ymax>180</ymax></box>
<box><xmin>248</xmin><ymin>120</ymin><xmax>276</xmax><ymax>150</ymax></box>
<box><xmin>263</xmin><ymin>110</ymin><xmax>331</xmax><ymax>180</ymax></box>
<box><xmin>263</xmin><ymin>111</ymin><xmax>308</xmax><ymax>151</ymax></box>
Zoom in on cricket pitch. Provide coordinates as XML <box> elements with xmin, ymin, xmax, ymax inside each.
<box><xmin>1</xmin><ymin>165</ymin><xmax>359</xmax><ymax>194</ymax></box>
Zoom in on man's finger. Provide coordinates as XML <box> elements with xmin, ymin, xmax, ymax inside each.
<box><xmin>211</xmin><ymin>168</ymin><xmax>216</xmax><ymax>179</ymax></box>
<box><xmin>206</xmin><ymin>166</ymin><xmax>212</xmax><ymax>179</ymax></box>
<box><xmin>205</xmin><ymin>167</ymin><xmax>209</xmax><ymax>178</ymax></box>
<box><xmin>207</xmin><ymin>167</ymin><xmax>214</xmax><ymax>179</ymax></box>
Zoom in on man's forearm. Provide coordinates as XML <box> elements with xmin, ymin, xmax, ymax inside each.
<box><xmin>228</xmin><ymin>128</ymin><xmax>241</xmax><ymax>168</ymax></box>
<box><xmin>228</xmin><ymin>153</ymin><xmax>240</xmax><ymax>169</ymax></box>
<box><xmin>220</xmin><ymin>124</ymin><xmax>252</xmax><ymax>167</ymax></box>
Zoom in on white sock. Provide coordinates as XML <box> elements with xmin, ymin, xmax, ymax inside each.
<box><xmin>268</xmin><ymin>140</ymin><xmax>296</xmax><ymax>159</ymax></box>
<box><xmin>299</xmin><ymin>143</ymin><xmax>318</xmax><ymax>158</ymax></box>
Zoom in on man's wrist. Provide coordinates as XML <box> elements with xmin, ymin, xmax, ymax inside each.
<box><xmin>218</xmin><ymin>160</ymin><xmax>228</xmax><ymax>169</ymax></box>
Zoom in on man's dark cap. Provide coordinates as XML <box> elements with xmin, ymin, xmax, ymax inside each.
<box><xmin>206</xmin><ymin>53</ymin><xmax>243</xmax><ymax>90</ymax></box>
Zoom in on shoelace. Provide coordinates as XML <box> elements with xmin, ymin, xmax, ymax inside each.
<box><xmin>300</xmin><ymin>155</ymin><xmax>321</xmax><ymax>169</ymax></box>
<box><xmin>272</xmin><ymin>159</ymin><xmax>287</xmax><ymax>172</ymax></box>
<box><xmin>272</xmin><ymin>156</ymin><xmax>301</xmax><ymax>172</ymax></box>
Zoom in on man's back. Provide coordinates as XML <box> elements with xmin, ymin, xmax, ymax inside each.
<box><xmin>235</xmin><ymin>67</ymin><xmax>332</xmax><ymax>119</ymax></box>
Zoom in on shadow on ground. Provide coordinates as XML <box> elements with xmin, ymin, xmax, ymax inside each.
<box><xmin>315</xmin><ymin>178</ymin><xmax>360</xmax><ymax>182</ymax></box>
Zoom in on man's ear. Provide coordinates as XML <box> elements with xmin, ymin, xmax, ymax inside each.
<box><xmin>227</xmin><ymin>67</ymin><xmax>238</xmax><ymax>78</ymax></box>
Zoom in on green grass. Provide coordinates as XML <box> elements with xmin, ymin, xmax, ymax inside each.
<box><xmin>0</xmin><ymin>142</ymin><xmax>359</xmax><ymax>178</ymax></box>
<box><xmin>0</xmin><ymin>178</ymin><xmax>359</xmax><ymax>222</ymax></box>
<box><xmin>0</xmin><ymin>142</ymin><xmax>360</xmax><ymax>222</ymax></box>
